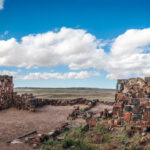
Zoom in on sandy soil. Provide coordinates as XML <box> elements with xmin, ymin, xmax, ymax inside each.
<box><xmin>0</xmin><ymin>103</ymin><xmax>112</xmax><ymax>150</ymax></box>
<box><xmin>90</xmin><ymin>103</ymin><xmax>113</xmax><ymax>113</ymax></box>
<box><xmin>0</xmin><ymin>105</ymin><xmax>77</xmax><ymax>149</ymax></box>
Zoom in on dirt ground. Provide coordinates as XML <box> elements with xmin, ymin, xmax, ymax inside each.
<box><xmin>0</xmin><ymin>105</ymin><xmax>76</xmax><ymax>149</ymax></box>
<box><xmin>0</xmin><ymin>103</ymin><xmax>113</xmax><ymax>150</ymax></box>
<box><xmin>0</xmin><ymin>105</ymin><xmax>88</xmax><ymax>150</ymax></box>
<box><xmin>90</xmin><ymin>103</ymin><xmax>113</xmax><ymax>113</ymax></box>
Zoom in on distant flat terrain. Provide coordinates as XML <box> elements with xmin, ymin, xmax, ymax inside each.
<box><xmin>14</xmin><ymin>88</ymin><xmax>115</xmax><ymax>102</ymax></box>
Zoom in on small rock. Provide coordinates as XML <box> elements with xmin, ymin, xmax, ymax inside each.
<box><xmin>48</xmin><ymin>131</ymin><xmax>55</xmax><ymax>136</ymax></box>
<box><xmin>11</xmin><ymin>139</ymin><xmax>23</xmax><ymax>144</ymax></box>
<box><xmin>37</xmin><ymin>133</ymin><xmax>42</xmax><ymax>137</ymax></box>
<box><xmin>33</xmin><ymin>143</ymin><xmax>37</xmax><ymax>148</ymax></box>
<box><xmin>142</xmin><ymin>132</ymin><xmax>146</xmax><ymax>136</ymax></box>
<box><xmin>24</xmin><ymin>137</ymin><xmax>29</xmax><ymax>143</ymax></box>
<box><xmin>88</xmin><ymin>119</ymin><xmax>96</xmax><ymax>128</ymax></box>
<box><xmin>139</xmin><ymin>137</ymin><xmax>148</xmax><ymax>145</ymax></box>
<box><xmin>57</xmin><ymin>136</ymin><xmax>64</xmax><ymax>141</ymax></box>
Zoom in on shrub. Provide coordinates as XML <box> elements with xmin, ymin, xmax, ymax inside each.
<box><xmin>44</xmin><ymin>139</ymin><xmax>62</xmax><ymax>146</ymax></box>
<box><xmin>117</xmin><ymin>130</ymin><xmax>128</xmax><ymax>143</ymax></box>
<box><xmin>73</xmin><ymin>128</ymin><xmax>83</xmax><ymax>139</ymax></box>
<box><xmin>103</xmin><ymin>134</ymin><xmax>110</xmax><ymax>143</ymax></box>
<box><xmin>93</xmin><ymin>122</ymin><xmax>109</xmax><ymax>134</ymax></box>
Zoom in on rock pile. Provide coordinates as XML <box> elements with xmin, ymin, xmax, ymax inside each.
<box><xmin>67</xmin><ymin>99</ymin><xmax>98</xmax><ymax>120</ymax></box>
<box><xmin>24</xmin><ymin>122</ymin><xmax>70</xmax><ymax>148</ymax></box>
<box><xmin>13</xmin><ymin>93</ymin><xmax>37</xmax><ymax>111</ymax></box>
<box><xmin>0</xmin><ymin>75</ymin><xmax>38</xmax><ymax>111</ymax></box>
<box><xmin>113</xmin><ymin>77</ymin><xmax>150</xmax><ymax>127</ymax></box>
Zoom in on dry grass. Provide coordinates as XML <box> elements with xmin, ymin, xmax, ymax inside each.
<box><xmin>42</xmin><ymin>119</ymin><xmax>150</xmax><ymax>150</ymax></box>
<box><xmin>15</xmin><ymin>88</ymin><xmax>115</xmax><ymax>102</ymax></box>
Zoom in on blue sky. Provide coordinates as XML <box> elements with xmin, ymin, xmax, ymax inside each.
<box><xmin>0</xmin><ymin>0</ymin><xmax>150</xmax><ymax>88</ymax></box>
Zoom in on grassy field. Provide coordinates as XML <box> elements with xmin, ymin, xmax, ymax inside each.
<box><xmin>14</xmin><ymin>88</ymin><xmax>115</xmax><ymax>102</ymax></box>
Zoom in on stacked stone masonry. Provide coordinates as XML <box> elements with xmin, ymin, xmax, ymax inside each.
<box><xmin>0</xmin><ymin>75</ymin><xmax>99</xmax><ymax>112</ymax></box>
<box><xmin>114</xmin><ymin>77</ymin><xmax>150</xmax><ymax>127</ymax></box>
<box><xmin>0</xmin><ymin>75</ymin><xmax>38</xmax><ymax>111</ymax></box>
<box><xmin>0</xmin><ymin>75</ymin><xmax>13</xmax><ymax>110</ymax></box>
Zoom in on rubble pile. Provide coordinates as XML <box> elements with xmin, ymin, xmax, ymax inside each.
<box><xmin>0</xmin><ymin>75</ymin><xmax>38</xmax><ymax>111</ymax></box>
<box><xmin>67</xmin><ymin>99</ymin><xmax>103</xmax><ymax>120</ymax></box>
<box><xmin>13</xmin><ymin>93</ymin><xmax>37</xmax><ymax>111</ymax></box>
<box><xmin>24</xmin><ymin>122</ymin><xmax>70</xmax><ymax>148</ymax></box>
<box><xmin>113</xmin><ymin>77</ymin><xmax>150</xmax><ymax>127</ymax></box>
<box><xmin>41</xmin><ymin>98</ymin><xmax>98</xmax><ymax>106</ymax></box>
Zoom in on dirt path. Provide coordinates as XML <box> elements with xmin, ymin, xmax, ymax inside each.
<box><xmin>0</xmin><ymin>105</ymin><xmax>76</xmax><ymax>149</ymax></box>
<box><xmin>0</xmin><ymin>106</ymin><xmax>75</xmax><ymax>142</ymax></box>
<box><xmin>0</xmin><ymin>103</ymin><xmax>112</xmax><ymax>149</ymax></box>
<box><xmin>90</xmin><ymin>103</ymin><xmax>113</xmax><ymax>113</ymax></box>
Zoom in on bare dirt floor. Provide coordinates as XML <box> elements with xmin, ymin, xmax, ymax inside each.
<box><xmin>90</xmin><ymin>103</ymin><xmax>113</xmax><ymax>113</ymax></box>
<box><xmin>0</xmin><ymin>104</ymin><xmax>113</xmax><ymax>150</ymax></box>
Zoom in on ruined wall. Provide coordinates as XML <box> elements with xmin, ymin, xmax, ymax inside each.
<box><xmin>0</xmin><ymin>75</ymin><xmax>38</xmax><ymax>111</ymax></box>
<box><xmin>0</xmin><ymin>75</ymin><xmax>99</xmax><ymax>112</ymax></box>
<box><xmin>0</xmin><ymin>75</ymin><xmax>14</xmax><ymax>110</ymax></box>
<box><xmin>113</xmin><ymin>77</ymin><xmax>150</xmax><ymax>126</ymax></box>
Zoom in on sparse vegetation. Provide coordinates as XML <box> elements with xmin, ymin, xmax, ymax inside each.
<box><xmin>117</xmin><ymin>129</ymin><xmax>128</xmax><ymax>143</ymax></box>
<box><xmin>41</xmin><ymin>118</ymin><xmax>150</xmax><ymax>150</ymax></box>
<box><xmin>44</xmin><ymin>139</ymin><xmax>63</xmax><ymax>146</ymax></box>
<box><xmin>93</xmin><ymin>121</ymin><xmax>110</xmax><ymax>134</ymax></box>
<box><xmin>15</xmin><ymin>88</ymin><xmax>115</xmax><ymax>101</ymax></box>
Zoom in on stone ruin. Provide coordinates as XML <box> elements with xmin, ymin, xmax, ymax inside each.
<box><xmin>0</xmin><ymin>75</ymin><xmax>38</xmax><ymax>111</ymax></box>
<box><xmin>0</xmin><ymin>75</ymin><xmax>99</xmax><ymax>112</ymax></box>
<box><xmin>0</xmin><ymin>75</ymin><xmax>13</xmax><ymax>110</ymax></box>
<box><xmin>0</xmin><ymin>75</ymin><xmax>101</xmax><ymax>147</ymax></box>
<box><xmin>113</xmin><ymin>77</ymin><xmax>150</xmax><ymax>127</ymax></box>
<box><xmin>3</xmin><ymin>75</ymin><xmax>150</xmax><ymax>147</ymax></box>
<box><xmin>2</xmin><ymin>74</ymin><xmax>150</xmax><ymax>127</ymax></box>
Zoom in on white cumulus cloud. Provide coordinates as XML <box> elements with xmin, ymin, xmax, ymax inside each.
<box><xmin>0</xmin><ymin>0</ymin><xmax>4</xmax><ymax>10</ymax></box>
<box><xmin>0</xmin><ymin>70</ymin><xmax>17</xmax><ymax>76</ymax></box>
<box><xmin>106</xmin><ymin>28</ymin><xmax>150</xmax><ymax>79</ymax></box>
<box><xmin>23</xmin><ymin>71</ymin><xmax>100</xmax><ymax>80</ymax></box>
<box><xmin>0</xmin><ymin>27</ymin><xmax>105</xmax><ymax>70</ymax></box>
<box><xmin>0</xmin><ymin>70</ymin><xmax>100</xmax><ymax>80</ymax></box>
<box><xmin>1</xmin><ymin>27</ymin><xmax>150</xmax><ymax>80</ymax></box>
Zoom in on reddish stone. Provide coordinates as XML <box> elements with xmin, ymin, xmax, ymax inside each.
<box><xmin>106</xmin><ymin>146</ymin><xmax>114</xmax><ymax>150</ymax></box>
<box><xmin>88</xmin><ymin>119</ymin><xmax>96</xmax><ymax>128</ymax></box>
<box><xmin>123</xmin><ymin>112</ymin><xmax>132</xmax><ymax>121</ymax></box>
<box><xmin>116</xmin><ymin>119</ymin><xmax>121</xmax><ymax>125</ymax></box>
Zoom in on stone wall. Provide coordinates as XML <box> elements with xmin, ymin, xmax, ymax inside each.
<box><xmin>0</xmin><ymin>75</ymin><xmax>99</xmax><ymax>112</ymax></box>
<box><xmin>0</xmin><ymin>75</ymin><xmax>14</xmax><ymax>110</ymax></box>
<box><xmin>113</xmin><ymin>77</ymin><xmax>150</xmax><ymax>127</ymax></box>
